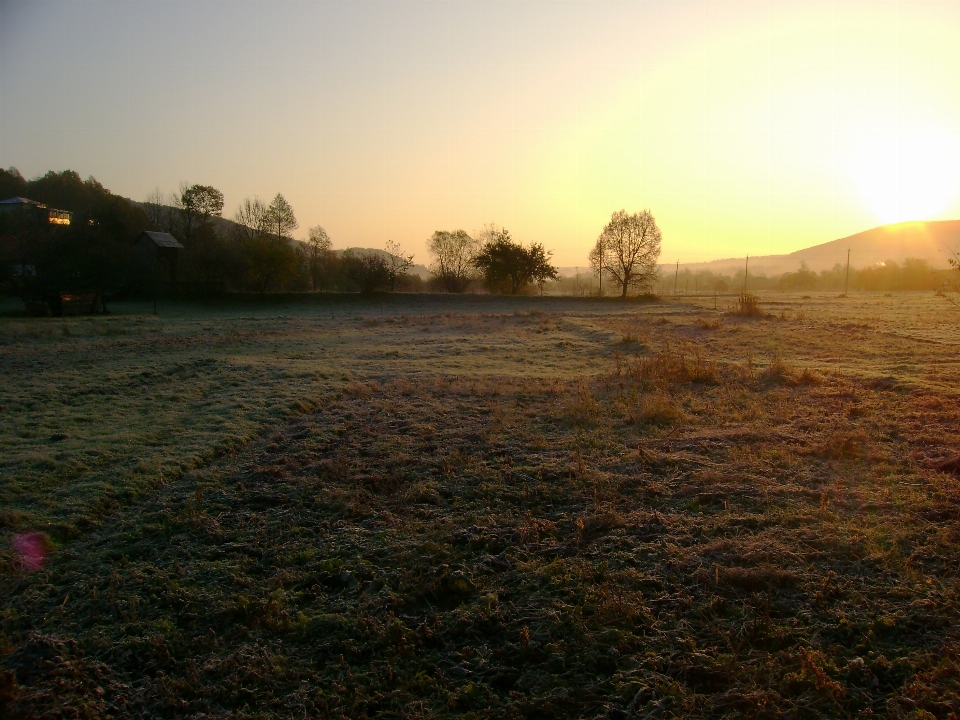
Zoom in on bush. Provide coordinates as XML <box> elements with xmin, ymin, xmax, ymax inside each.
<box><xmin>731</xmin><ymin>292</ymin><xmax>762</xmax><ymax>316</ymax></box>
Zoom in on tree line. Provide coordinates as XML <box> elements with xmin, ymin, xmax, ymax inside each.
<box><xmin>1</xmin><ymin>167</ymin><xmax>670</xmax><ymax>304</ymax></box>
<box><xmin>7</xmin><ymin>166</ymin><xmax>954</xmax><ymax>302</ymax></box>
<box><xmin>0</xmin><ymin>170</ymin><xmax>423</xmax><ymax>299</ymax></box>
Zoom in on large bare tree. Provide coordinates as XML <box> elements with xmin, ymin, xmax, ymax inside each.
<box><xmin>589</xmin><ymin>209</ymin><xmax>662</xmax><ymax>297</ymax></box>
<box><xmin>428</xmin><ymin>229</ymin><xmax>478</xmax><ymax>292</ymax></box>
<box><xmin>143</xmin><ymin>188</ymin><xmax>169</xmax><ymax>231</ymax></box>
<box><xmin>233</xmin><ymin>197</ymin><xmax>269</xmax><ymax>242</ymax></box>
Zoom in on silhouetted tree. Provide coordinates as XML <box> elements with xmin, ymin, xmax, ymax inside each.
<box><xmin>177</xmin><ymin>184</ymin><xmax>224</xmax><ymax>240</ymax></box>
<box><xmin>428</xmin><ymin>229</ymin><xmax>478</xmax><ymax>292</ymax></box>
<box><xmin>0</xmin><ymin>167</ymin><xmax>27</xmax><ymax>200</ymax></box>
<box><xmin>384</xmin><ymin>240</ymin><xmax>415</xmax><ymax>291</ymax></box>
<box><xmin>342</xmin><ymin>250</ymin><xmax>392</xmax><ymax>295</ymax></box>
<box><xmin>306</xmin><ymin>225</ymin><xmax>334</xmax><ymax>291</ymax></box>
<box><xmin>143</xmin><ymin>188</ymin><xmax>172</xmax><ymax>232</ymax></box>
<box><xmin>527</xmin><ymin>242</ymin><xmax>560</xmax><ymax>294</ymax></box>
<box><xmin>473</xmin><ymin>226</ymin><xmax>558</xmax><ymax>294</ymax></box>
<box><xmin>233</xmin><ymin>197</ymin><xmax>269</xmax><ymax>243</ymax></box>
<box><xmin>169</xmin><ymin>184</ymin><xmax>227</xmax><ymax>287</ymax></box>
<box><xmin>265</xmin><ymin>193</ymin><xmax>298</xmax><ymax>243</ymax></box>
<box><xmin>244</xmin><ymin>234</ymin><xmax>299</xmax><ymax>294</ymax></box>
<box><xmin>590</xmin><ymin>209</ymin><xmax>661</xmax><ymax>297</ymax></box>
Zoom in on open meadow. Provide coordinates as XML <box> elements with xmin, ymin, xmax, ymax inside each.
<box><xmin>2</xmin><ymin>292</ymin><xmax>959</xmax><ymax>718</ymax></box>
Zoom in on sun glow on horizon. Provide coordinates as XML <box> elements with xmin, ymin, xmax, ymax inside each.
<box><xmin>847</xmin><ymin>125</ymin><xmax>960</xmax><ymax>226</ymax></box>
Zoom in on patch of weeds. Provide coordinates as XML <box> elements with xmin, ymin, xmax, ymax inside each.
<box><xmin>729</xmin><ymin>292</ymin><xmax>763</xmax><ymax>317</ymax></box>
<box><xmin>760</xmin><ymin>355</ymin><xmax>793</xmax><ymax>384</ymax></box>
<box><xmin>625</xmin><ymin>347</ymin><xmax>718</xmax><ymax>388</ymax></box>
<box><xmin>818</xmin><ymin>428</ymin><xmax>870</xmax><ymax>460</ymax></box>
<box><xmin>629</xmin><ymin>392</ymin><xmax>685</xmax><ymax>427</ymax></box>
<box><xmin>796</xmin><ymin>367</ymin><xmax>824</xmax><ymax>385</ymax></box>
<box><xmin>561</xmin><ymin>383</ymin><xmax>604</xmax><ymax>426</ymax></box>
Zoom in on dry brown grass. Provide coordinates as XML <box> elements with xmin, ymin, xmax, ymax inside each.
<box><xmin>1</xmin><ymin>292</ymin><xmax>959</xmax><ymax>718</ymax></box>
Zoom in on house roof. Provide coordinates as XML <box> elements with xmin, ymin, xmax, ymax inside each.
<box><xmin>140</xmin><ymin>231</ymin><xmax>184</xmax><ymax>249</ymax></box>
<box><xmin>0</xmin><ymin>197</ymin><xmax>46</xmax><ymax>208</ymax></box>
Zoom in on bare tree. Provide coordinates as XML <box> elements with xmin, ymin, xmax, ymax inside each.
<box><xmin>342</xmin><ymin>250</ymin><xmax>391</xmax><ymax>295</ymax></box>
<box><xmin>589</xmin><ymin>209</ymin><xmax>662</xmax><ymax>297</ymax></box>
<box><xmin>143</xmin><ymin>188</ymin><xmax>168</xmax><ymax>231</ymax></box>
<box><xmin>428</xmin><ymin>229</ymin><xmax>478</xmax><ymax>292</ymax></box>
<box><xmin>264</xmin><ymin>193</ymin><xmax>298</xmax><ymax>242</ymax></box>
<box><xmin>233</xmin><ymin>197</ymin><xmax>269</xmax><ymax>242</ymax></box>
<box><xmin>385</xmin><ymin>240</ymin><xmax>414</xmax><ymax>291</ymax></box>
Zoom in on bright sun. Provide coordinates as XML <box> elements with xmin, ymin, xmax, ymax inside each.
<box><xmin>847</xmin><ymin>125</ymin><xmax>960</xmax><ymax>225</ymax></box>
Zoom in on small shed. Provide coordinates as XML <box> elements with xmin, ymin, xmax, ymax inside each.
<box><xmin>136</xmin><ymin>231</ymin><xmax>184</xmax><ymax>283</ymax></box>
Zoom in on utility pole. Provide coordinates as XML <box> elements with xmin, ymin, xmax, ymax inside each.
<box><xmin>744</xmin><ymin>255</ymin><xmax>749</xmax><ymax>294</ymax></box>
<box><xmin>597</xmin><ymin>238</ymin><xmax>603</xmax><ymax>297</ymax></box>
<box><xmin>674</xmin><ymin>260</ymin><xmax>679</xmax><ymax>295</ymax></box>
<box><xmin>844</xmin><ymin>248</ymin><xmax>850</xmax><ymax>295</ymax></box>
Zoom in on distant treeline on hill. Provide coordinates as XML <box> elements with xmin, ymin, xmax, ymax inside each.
<box><xmin>639</xmin><ymin>260</ymin><xmax>956</xmax><ymax>296</ymax></box>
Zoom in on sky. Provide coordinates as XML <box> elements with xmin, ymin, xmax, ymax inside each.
<box><xmin>2</xmin><ymin>0</ymin><xmax>959</xmax><ymax>266</ymax></box>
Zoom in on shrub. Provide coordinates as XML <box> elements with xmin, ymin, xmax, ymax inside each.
<box><xmin>730</xmin><ymin>292</ymin><xmax>762</xmax><ymax>317</ymax></box>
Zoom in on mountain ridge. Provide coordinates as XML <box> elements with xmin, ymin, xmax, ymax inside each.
<box><xmin>659</xmin><ymin>219</ymin><xmax>960</xmax><ymax>276</ymax></box>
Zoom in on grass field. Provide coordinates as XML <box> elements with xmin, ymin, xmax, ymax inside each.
<box><xmin>2</xmin><ymin>292</ymin><xmax>959</xmax><ymax>718</ymax></box>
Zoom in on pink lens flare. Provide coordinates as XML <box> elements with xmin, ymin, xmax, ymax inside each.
<box><xmin>12</xmin><ymin>532</ymin><xmax>51</xmax><ymax>572</ymax></box>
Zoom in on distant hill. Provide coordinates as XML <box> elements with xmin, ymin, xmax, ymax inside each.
<box><xmin>669</xmin><ymin>220</ymin><xmax>960</xmax><ymax>277</ymax></box>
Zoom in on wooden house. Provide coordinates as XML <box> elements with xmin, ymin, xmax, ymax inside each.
<box><xmin>0</xmin><ymin>197</ymin><xmax>72</xmax><ymax>225</ymax></box>
<box><xmin>136</xmin><ymin>231</ymin><xmax>184</xmax><ymax>283</ymax></box>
